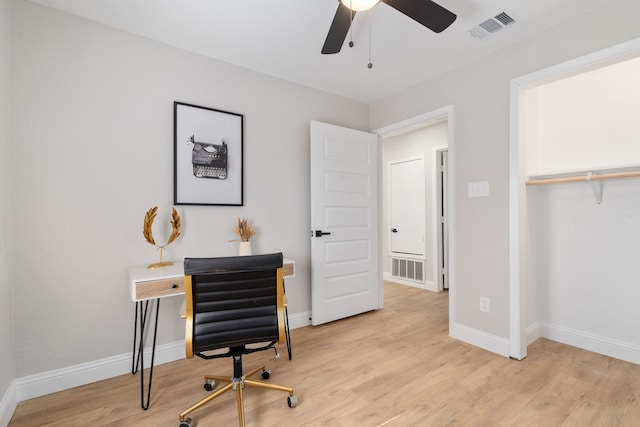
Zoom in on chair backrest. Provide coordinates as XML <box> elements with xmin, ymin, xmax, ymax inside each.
<box><xmin>184</xmin><ymin>253</ymin><xmax>285</xmax><ymax>358</ymax></box>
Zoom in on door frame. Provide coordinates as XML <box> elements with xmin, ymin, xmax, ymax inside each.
<box><xmin>433</xmin><ymin>146</ymin><xmax>448</xmax><ymax>291</ymax></box>
<box><xmin>373</xmin><ymin>105</ymin><xmax>456</xmax><ymax>330</ymax></box>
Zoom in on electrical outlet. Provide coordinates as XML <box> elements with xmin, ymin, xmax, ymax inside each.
<box><xmin>480</xmin><ymin>297</ymin><xmax>490</xmax><ymax>313</ymax></box>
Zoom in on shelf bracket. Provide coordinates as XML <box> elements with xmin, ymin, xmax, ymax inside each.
<box><xmin>586</xmin><ymin>171</ymin><xmax>603</xmax><ymax>204</ymax></box>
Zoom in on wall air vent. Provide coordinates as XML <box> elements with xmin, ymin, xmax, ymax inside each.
<box><xmin>468</xmin><ymin>10</ymin><xmax>517</xmax><ymax>40</ymax></box>
<box><xmin>391</xmin><ymin>257</ymin><xmax>424</xmax><ymax>283</ymax></box>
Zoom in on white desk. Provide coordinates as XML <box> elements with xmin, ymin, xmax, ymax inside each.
<box><xmin>128</xmin><ymin>258</ymin><xmax>295</xmax><ymax>410</ymax></box>
<box><xmin>128</xmin><ymin>258</ymin><xmax>295</xmax><ymax>301</ymax></box>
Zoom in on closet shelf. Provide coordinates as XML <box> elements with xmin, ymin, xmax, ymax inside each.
<box><xmin>526</xmin><ymin>166</ymin><xmax>640</xmax><ymax>204</ymax></box>
<box><xmin>526</xmin><ymin>170</ymin><xmax>640</xmax><ymax>186</ymax></box>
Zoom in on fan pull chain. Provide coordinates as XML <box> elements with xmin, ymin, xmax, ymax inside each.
<box><xmin>367</xmin><ymin>8</ymin><xmax>373</xmax><ymax>69</ymax></box>
<box><xmin>348</xmin><ymin>0</ymin><xmax>354</xmax><ymax>48</ymax></box>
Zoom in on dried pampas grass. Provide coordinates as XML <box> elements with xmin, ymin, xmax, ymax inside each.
<box><xmin>232</xmin><ymin>217</ymin><xmax>255</xmax><ymax>242</ymax></box>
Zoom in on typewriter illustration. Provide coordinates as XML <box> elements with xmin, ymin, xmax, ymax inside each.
<box><xmin>189</xmin><ymin>135</ymin><xmax>228</xmax><ymax>179</ymax></box>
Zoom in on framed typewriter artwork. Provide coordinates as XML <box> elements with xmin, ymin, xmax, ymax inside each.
<box><xmin>174</xmin><ymin>102</ymin><xmax>244</xmax><ymax>206</ymax></box>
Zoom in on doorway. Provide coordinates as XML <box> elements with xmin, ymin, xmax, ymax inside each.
<box><xmin>376</xmin><ymin>108</ymin><xmax>452</xmax><ymax>294</ymax></box>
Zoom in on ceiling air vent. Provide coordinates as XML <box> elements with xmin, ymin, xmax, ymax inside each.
<box><xmin>468</xmin><ymin>10</ymin><xmax>517</xmax><ymax>40</ymax></box>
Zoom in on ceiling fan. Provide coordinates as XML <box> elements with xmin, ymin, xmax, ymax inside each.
<box><xmin>322</xmin><ymin>0</ymin><xmax>457</xmax><ymax>54</ymax></box>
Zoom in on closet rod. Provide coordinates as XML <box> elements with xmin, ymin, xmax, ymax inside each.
<box><xmin>526</xmin><ymin>171</ymin><xmax>640</xmax><ymax>186</ymax></box>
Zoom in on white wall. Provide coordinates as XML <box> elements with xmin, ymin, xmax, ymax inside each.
<box><xmin>381</xmin><ymin>122</ymin><xmax>447</xmax><ymax>285</ymax></box>
<box><xmin>532</xmin><ymin>181</ymin><xmax>640</xmax><ymax>347</ymax></box>
<box><xmin>528</xmin><ymin>56</ymin><xmax>640</xmax><ymax>175</ymax></box>
<box><xmin>0</xmin><ymin>0</ymin><xmax>14</xmax><ymax>410</ymax></box>
<box><xmin>369</xmin><ymin>0</ymin><xmax>640</xmax><ymax>349</ymax></box>
<box><xmin>523</xmin><ymin>57</ymin><xmax>640</xmax><ymax>360</ymax></box>
<box><xmin>8</xmin><ymin>0</ymin><xmax>368</xmax><ymax>379</ymax></box>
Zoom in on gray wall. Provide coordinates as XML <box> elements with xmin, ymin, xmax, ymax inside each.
<box><xmin>0</xmin><ymin>0</ymin><xmax>14</xmax><ymax>405</ymax></box>
<box><xmin>369</xmin><ymin>0</ymin><xmax>640</xmax><ymax>340</ymax></box>
<box><xmin>8</xmin><ymin>0</ymin><xmax>368</xmax><ymax>378</ymax></box>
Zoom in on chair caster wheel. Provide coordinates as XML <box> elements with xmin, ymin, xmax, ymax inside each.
<box><xmin>204</xmin><ymin>380</ymin><xmax>216</xmax><ymax>391</ymax></box>
<box><xmin>179</xmin><ymin>417</ymin><xmax>192</xmax><ymax>427</ymax></box>
<box><xmin>261</xmin><ymin>369</ymin><xmax>271</xmax><ymax>380</ymax></box>
<box><xmin>287</xmin><ymin>395</ymin><xmax>298</xmax><ymax>408</ymax></box>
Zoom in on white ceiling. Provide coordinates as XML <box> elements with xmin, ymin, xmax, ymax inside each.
<box><xmin>28</xmin><ymin>0</ymin><xmax>609</xmax><ymax>104</ymax></box>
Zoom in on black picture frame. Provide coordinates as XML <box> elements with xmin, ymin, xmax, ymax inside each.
<box><xmin>174</xmin><ymin>102</ymin><xmax>244</xmax><ymax>206</ymax></box>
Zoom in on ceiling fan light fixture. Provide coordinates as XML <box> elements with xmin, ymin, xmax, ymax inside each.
<box><xmin>339</xmin><ymin>0</ymin><xmax>380</xmax><ymax>12</ymax></box>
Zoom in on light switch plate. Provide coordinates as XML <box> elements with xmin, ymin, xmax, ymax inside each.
<box><xmin>468</xmin><ymin>181</ymin><xmax>490</xmax><ymax>197</ymax></box>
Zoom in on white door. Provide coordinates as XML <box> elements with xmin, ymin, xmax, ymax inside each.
<box><xmin>389</xmin><ymin>158</ymin><xmax>425</xmax><ymax>255</ymax></box>
<box><xmin>310</xmin><ymin>120</ymin><xmax>381</xmax><ymax>326</ymax></box>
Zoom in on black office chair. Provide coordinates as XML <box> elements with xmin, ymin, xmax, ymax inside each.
<box><xmin>178</xmin><ymin>253</ymin><xmax>297</xmax><ymax>427</ymax></box>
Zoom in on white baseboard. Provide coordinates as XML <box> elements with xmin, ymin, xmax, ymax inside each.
<box><xmin>15</xmin><ymin>339</ymin><xmax>185</xmax><ymax>403</ymax></box>
<box><xmin>526</xmin><ymin>321</ymin><xmax>543</xmax><ymax>345</ymax></box>
<box><xmin>528</xmin><ymin>322</ymin><xmax>640</xmax><ymax>365</ymax></box>
<box><xmin>287</xmin><ymin>310</ymin><xmax>311</xmax><ymax>330</ymax></box>
<box><xmin>0</xmin><ymin>341</ymin><xmax>183</xmax><ymax>426</ymax></box>
<box><xmin>450</xmin><ymin>322</ymin><xmax>511</xmax><ymax>358</ymax></box>
<box><xmin>450</xmin><ymin>321</ymin><xmax>640</xmax><ymax>365</ymax></box>
<box><xmin>0</xmin><ymin>312</ymin><xmax>311</xmax><ymax>425</ymax></box>
<box><xmin>0</xmin><ymin>381</ymin><xmax>17</xmax><ymax>427</ymax></box>
<box><xmin>383</xmin><ymin>272</ymin><xmax>437</xmax><ymax>292</ymax></box>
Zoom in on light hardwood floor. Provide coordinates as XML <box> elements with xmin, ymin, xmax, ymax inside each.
<box><xmin>9</xmin><ymin>282</ymin><xmax>640</xmax><ymax>426</ymax></box>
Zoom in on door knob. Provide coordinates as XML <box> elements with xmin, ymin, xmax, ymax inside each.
<box><xmin>314</xmin><ymin>230</ymin><xmax>331</xmax><ymax>237</ymax></box>
<box><xmin>391</xmin><ymin>228</ymin><xmax>398</xmax><ymax>233</ymax></box>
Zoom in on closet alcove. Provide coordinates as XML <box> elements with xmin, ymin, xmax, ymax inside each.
<box><xmin>518</xmin><ymin>53</ymin><xmax>640</xmax><ymax>364</ymax></box>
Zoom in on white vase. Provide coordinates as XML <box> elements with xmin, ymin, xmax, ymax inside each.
<box><xmin>238</xmin><ymin>241</ymin><xmax>252</xmax><ymax>256</ymax></box>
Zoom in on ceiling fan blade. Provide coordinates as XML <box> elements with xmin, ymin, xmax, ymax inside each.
<box><xmin>384</xmin><ymin>0</ymin><xmax>456</xmax><ymax>33</ymax></box>
<box><xmin>322</xmin><ymin>2</ymin><xmax>356</xmax><ymax>54</ymax></box>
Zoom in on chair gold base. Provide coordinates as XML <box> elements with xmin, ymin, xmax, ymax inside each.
<box><xmin>179</xmin><ymin>364</ymin><xmax>295</xmax><ymax>427</ymax></box>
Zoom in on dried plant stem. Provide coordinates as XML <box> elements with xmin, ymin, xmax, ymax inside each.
<box><xmin>233</xmin><ymin>217</ymin><xmax>255</xmax><ymax>242</ymax></box>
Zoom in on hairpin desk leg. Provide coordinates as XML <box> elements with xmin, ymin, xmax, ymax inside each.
<box><xmin>283</xmin><ymin>281</ymin><xmax>292</xmax><ymax>360</ymax></box>
<box><xmin>131</xmin><ymin>298</ymin><xmax>160</xmax><ymax>410</ymax></box>
<box><xmin>284</xmin><ymin>304</ymin><xmax>292</xmax><ymax>360</ymax></box>
<box><xmin>131</xmin><ymin>300</ymin><xmax>148</xmax><ymax>374</ymax></box>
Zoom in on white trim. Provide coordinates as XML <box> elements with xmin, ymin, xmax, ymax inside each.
<box><xmin>287</xmin><ymin>310</ymin><xmax>312</xmax><ymax>330</ymax></box>
<box><xmin>0</xmin><ymin>381</ymin><xmax>17</xmax><ymax>427</ymax></box>
<box><xmin>372</xmin><ymin>106</ymin><xmax>450</xmax><ymax>136</ymax></box>
<box><xmin>445</xmin><ymin>110</ymin><xmax>456</xmax><ymax>343</ymax></box>
<box><xmin>509</xmin><ymin>79</ymin><xmax>526</xmax><ymax>360</ymax></box>
<box><xmin>512</xmin><ymin>38</ymin><xmax>640</xmax><ymax>88</ymax></box>
<box><xmin>432</xmin><ymin>144</ymin><xmax>448</xmax><ymax>291</ymax></box>
<box><xmin>377</xmin><ymin>133</ymin><xmax>385</xmax><ymax>311</ymax></box>
<box><xmin>450</xmin><ymin>322</ymin><xmax>510</xmax><ymax>358</ymax></box>
<box><xmin>528</xmin><ymin>322</ymin><xmax>640</xmax><ymax>366</ymax></box>
<box><xmin>14</xmin><ymin>340</ymin><xmax>184</xmax><ymax>403</ymax></box>
<box><xmin>383</xmin><ymin>272</ymin><xmax>437</xmax><ymax>292</ymax></box>
<box><xmin>509</xmin><ymin>37</ymin><xmax>640</xmax><ymax>361</ymax></box>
